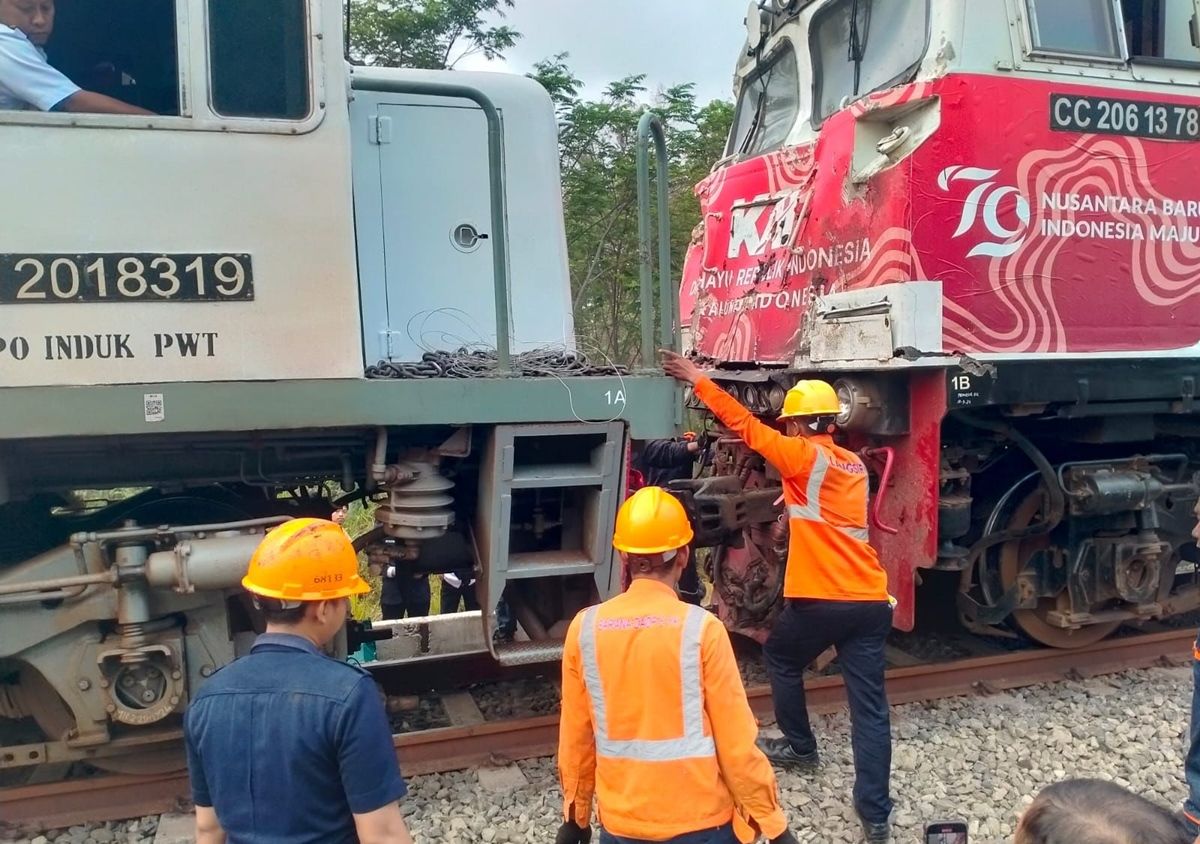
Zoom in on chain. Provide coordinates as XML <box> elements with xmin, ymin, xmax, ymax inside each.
<box><xmin>365</xmin><ymin>348</ymin><xmax>628</xmax><ymax>380</ymax></box>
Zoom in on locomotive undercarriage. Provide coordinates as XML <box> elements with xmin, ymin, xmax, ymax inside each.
<box><xmin>681</xmin><ymin>360</ymin><xmax>1200</xmax><ymax>649</ymax></box>
<box><xmin>0</xmin><ymin>421</ymin><xmax>622</xmax><ymax>777</ymax></box>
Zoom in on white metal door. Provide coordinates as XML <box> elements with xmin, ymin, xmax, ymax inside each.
<box><xmin>377</xmin><ymin>103</ymin><xmax>497</xmax><ymax>362</ymax></box>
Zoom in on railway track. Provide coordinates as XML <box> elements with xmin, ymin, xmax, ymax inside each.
<box><xmin>1</xmin><ymin>627</ymin><xmax>1193</xmax><ymax>832</ymax></box>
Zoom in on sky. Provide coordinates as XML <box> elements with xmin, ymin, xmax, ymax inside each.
<box><xmin>456</xmin><ymin>1</ymin><xmax>748</xmax><ymax>104</ymax></box>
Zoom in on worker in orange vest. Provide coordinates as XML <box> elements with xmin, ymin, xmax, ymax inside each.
<box><xmin>661</xmin><ymin>350</ymin><xmax>894</xmax><ymax>844</ymax></box>
<box><xmin>555</xmin><ymin>487</ymin><xmax>799</xmax><ymax>844</ymax></box>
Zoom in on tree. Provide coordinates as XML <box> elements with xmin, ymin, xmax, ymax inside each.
<box><xmin>529</xmin><ymin>55</ymin><xmax>734</xmax><ymax>366</ymax></box>
<box><xmin>348</xmin><ymin>0</ymin><xmax>520</xmax><ymax>69</ymax></box>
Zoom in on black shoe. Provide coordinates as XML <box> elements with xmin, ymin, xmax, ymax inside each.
<box><xmin>860</xmin><ymin>819</ymin><xmax>890</xmax><ymax>843</ymax></box>
<box><xmin>755</xmin><ymin>736</ymin><xmax>819</xmax><ymax>771</ymax></box>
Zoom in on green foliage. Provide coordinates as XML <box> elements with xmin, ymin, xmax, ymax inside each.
<box><xmin>344</xmin><ymin>3</ymin><xmax>734</xmax><ymax>366</ymax></box>
<box><xmin>529</xmin><ymin>55</ymin><xmax>734</xmax><ymax>366</ymax></box>
<box><xmin>348</xmin><ymin>0</ymin><xmax>520</xmax><ymax>69</ymax></box>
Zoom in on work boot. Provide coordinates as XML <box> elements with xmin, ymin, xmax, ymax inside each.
<box><xmin>755</xmin><ymin>736</ymin><xmax>819</xmax><ymax>771</ymax></box>
<box><xmin>859</xmin><ymin>818</ymin><xmax>891</xmax><ymax>843</ymax></box>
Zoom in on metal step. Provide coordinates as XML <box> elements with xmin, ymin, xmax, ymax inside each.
<box><xmin>475</xmin><ymin>421</ymin><xmax>626</xmax><ymax>662</ymax></box>
<box><xmin>493</xmin><ymin>639</ymin><xmax>564</xmax><ymax>666</ymax></box>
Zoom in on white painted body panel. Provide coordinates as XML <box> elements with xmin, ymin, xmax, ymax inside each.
<box><xmin>0</xmin><ymin>0</ymin><xmax>357</xmax><ymax>387</ymax></box>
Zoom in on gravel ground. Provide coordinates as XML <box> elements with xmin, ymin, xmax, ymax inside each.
<box><xmin>389</xmin><ymin>692</ymin><xmax>452</xmax><ymax>733</ymax></box>
<box><xmin>4</xmin><ymin>665</ymin><xmax>1194</xmax><ymax>844</ymax></box>
<box><xmin>473</xmin><ymin>676</ymin><xmax>561</xmax><ymax>720</ymax></box>
<box><xmin>0</xmin><ymin>817</ymin><xmax>159</xmax><ymax>844</ymax></box>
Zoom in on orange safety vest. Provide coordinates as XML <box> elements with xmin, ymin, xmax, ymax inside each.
<box><xmin>558</xmin><ymin>579</ymin><xmax>787</xmax><ymax>843</ymax></box>
<box><xmin>694</xmin><ymin>377</ymin><xmax>890</xmax><ymax>602</ymax></box>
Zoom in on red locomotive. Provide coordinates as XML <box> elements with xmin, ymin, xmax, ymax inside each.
<box><xmin>676</xmin><ymin>0</ymin><xmax>1200</xmax><ymax>647</ymax></box>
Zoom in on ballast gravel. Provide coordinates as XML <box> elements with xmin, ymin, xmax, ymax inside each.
<box><xmin>4</xmin><ymin>665</ymin><xmax>1194</xmax><ymax>844</ymax></box>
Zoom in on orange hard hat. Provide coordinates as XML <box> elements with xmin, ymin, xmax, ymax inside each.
<box><xmin>242</xmin><ymin>518</ymin><xmax>370</xmax><ymax>601</ymax></box>
<box><xmin>777</xmin><ymin>380</ymin><xmax>840</xmax><ymax>420</ymax></box>
<box><xmin>613</xmin><ymin>486</ymin><xmax>694</xmax><ymax>555</ymax></box>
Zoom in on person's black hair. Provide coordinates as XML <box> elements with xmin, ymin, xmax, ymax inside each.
<box><xmin>1015</xmin><ymin>779</ymin><xmax>1193</xmax><ymax>844</ymax></box>
<box><xmin>254</xmin><ymin>596</ymin><xmax>307</xmax><ymax>625</ymax></box>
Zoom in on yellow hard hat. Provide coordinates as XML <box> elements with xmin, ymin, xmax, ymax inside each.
<box><xmin>613</xmin><ymin>487</ymin><xmax>695</xmax><ymax>555</ymax></box>
<box><xmin>242</xmin><ymin>518</ymin><xmax>370</xmax><ymax>601</ymax></box>
<box><xmin>777</xmin><ymin>380</ymin><xmax>840</xmax><ymax>420</ymax></box>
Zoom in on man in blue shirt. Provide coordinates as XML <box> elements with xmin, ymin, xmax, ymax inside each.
<box><xmin>0</xmin><ymin>0</ymin><xmax>151</xmax><ymax>113</ymax></box>
<box><xmin>184</xmin><ymin>518</ymin><xmax>413</xmax><ymax>844</ymax></box>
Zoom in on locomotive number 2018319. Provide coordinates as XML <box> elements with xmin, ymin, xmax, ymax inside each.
<box><xmin>0</xmin><ymin>254</ymin><xmax>255</xmax><ymax>304</ymax></box>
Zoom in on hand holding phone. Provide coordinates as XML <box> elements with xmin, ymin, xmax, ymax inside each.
<box><xmin>924</xmin><ymin>821</ymin><xmax>968</xmax><ymax>844</ymax></box>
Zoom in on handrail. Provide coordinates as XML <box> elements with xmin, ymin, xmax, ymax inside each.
<box><xmin>350</xmin><ymin>70</ymin><xmax>513</xmax><ymax>375</ymax></box>
<box><xmin>637</xmin><ymin>111</ymin><xmax>673</xmax><ymax>369</ymax></box>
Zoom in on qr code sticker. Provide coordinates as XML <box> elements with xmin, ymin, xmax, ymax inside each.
<box><xmin>144</xmin><ymin>393</ymin><xmax>165</xmax><ymax>423</ymax></box>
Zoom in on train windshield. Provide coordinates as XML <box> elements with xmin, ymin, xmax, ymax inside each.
<box><xmin>728</xmin><ymin>45</ymin><xmax>800</xmax><ymax>157</ymax></box>
<box><xmin>811</xmin><ymin>0</ymin><xmax>929</xmax><ymax>122</ymax></box>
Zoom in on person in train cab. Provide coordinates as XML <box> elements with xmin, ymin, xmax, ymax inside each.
<box><xmin>555</xmin><ymin>486</ymin><xmax>799</xmax><ymax>844</ymax></box>
<box><xmin>633</xmin><ymin>433</ymin><xmax>707</xmax><ymax>605</ymax></box>
<box><xmin>1182</xmin><ymin>499</ymin><xmax>1200</xmax><ymax>840</ymax></box>
<box><xmin>660</xmin><ymin>350</ymin><xmax>894</xmax><ymax>844</ymax></box>
<box><xmin>1017</xmin><ymin>778</ymin><xmax>1194</xmax><ymax>844</ymax></box>
<box><xmin>183</xmin><ymin>519</ymin><xmax>414</xmax><ymax>844</ymax></box>
<box><xmin>0</xmin><ymin>0</ymin><xmax>152</xmax><ymax>114</ymax></box>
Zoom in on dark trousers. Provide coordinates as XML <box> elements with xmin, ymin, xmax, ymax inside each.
<box><xmin>440</xmin><ymin>580</ymin><xmax>480</xmax><ymax>613</ymax></box>
<box><xmin>1184</xmin><ymin>629</ymin><xmax>1200</xmax><ymax>832</ymax></box>
<box><xmin>763</xmin><ymin>598</ymin><xmax>894</xmax><ymax>824</ymax></box>
<box><xmin>600</xmin><ymin>823</ymin><xmax>736</xmax><ymax>844</ymax></box>
<box><xmin>679</xmin><ymin>543</ymin><xmax>703</xmax><ymax>606</ymax></box>
<box><xmin>380</xmin><ymin>576</ymin><xmax>431</xmax><ymax>620</ymax></box>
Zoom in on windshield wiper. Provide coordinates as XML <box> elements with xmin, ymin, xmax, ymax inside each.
<box><xmin>737</xmin><ymin>68</ymin><xmax>773</xmax><ymax>156</ymax></box>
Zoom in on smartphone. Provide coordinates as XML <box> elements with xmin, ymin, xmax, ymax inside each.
<box><xmin>924</xmin><ymin>821</ymin><xmax>969</xmax><ymax>844</ymax></box>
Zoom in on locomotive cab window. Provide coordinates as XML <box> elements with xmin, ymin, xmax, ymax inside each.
<box><xmin>1121</xmin><ymin>0</ymin><xmax>1200</xmax><ymax>64</ymax></box>
<box><xmin>728</xmin><ymin>44</ymin><xmax>800</xmax><ymax>157</ymax></box>
<box><xmin>207</xmin><ymin>0</ymin><xmax>310</xmax><ymax>120</ymax></box>
<box><xmin>811</xmin><ymin>0</ymin><xmax>929</xmax><ymax>122</ymax></box>
<box><xmin>1024</xmin><ymin>0</ymin><xmax>1200</xmax><ymax>65</ymax></box>
<box><xmin>33</xmin><ymin>0</ymin><xmax>180</xmax><ymax>115</ymax></box>
<box><xmin>1024</xmin><ymin>0</ymin><xmax>1125</xmax><ymax>58</ymax></box>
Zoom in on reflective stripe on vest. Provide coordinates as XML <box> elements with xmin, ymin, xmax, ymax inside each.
<box><xmin>578</xmin><ymin>603</ymin><xmax>716</xmax><ymax>762</ymax></box>
<box><xmin>786</xmin><ymin>449</ymin><xmax>871</xmax><ymax>542</ymax></box>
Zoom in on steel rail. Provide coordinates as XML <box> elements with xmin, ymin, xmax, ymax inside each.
<box><xmin>2</xmin><ymin>628</ymin><xmax>1192</xmax><ymax>830</ymax></box>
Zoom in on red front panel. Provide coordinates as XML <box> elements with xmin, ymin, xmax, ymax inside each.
<box><xmin>682</xmin><ymin>73</ymin><xmax>1200</xmax><ymax>363</ymax></box>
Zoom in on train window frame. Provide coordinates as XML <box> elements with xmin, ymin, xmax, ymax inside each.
<box><xmin>0</xmin><ymin>0</ymin><xmax>326</xmax><ymax>134</ymax></box>
<box><xmin>0</xmin><ymin>0</ymin><xmax>193</xmax><ymax>130</ymax></box>
<box><xmin>1020</xmin><ymin>0</ymin><xmax>1129</xmax><ymax>64</ymax></box>
<box><xmin>1008</xmin><ymin>0</ymin><xmax>1200</xmax><ymax>83</ymax></box>
<box><xmin>205</xmin><ymin>0</ymin><xmax>315</xmax><ymax>122</ymax></box>
<box><xmin>726</xmin><ymin>40</ymin><xmax>802</xmax><ymax>159</ymax></box>
<box><xmin>1121</xmin><ymin>0</ymin><xmax>1200</xmax><ymax>69</ymax></box>
<box><xmin>808</xmin><ymin>0</ymin><xmax>931</xmax><ymax>126</ymax></box>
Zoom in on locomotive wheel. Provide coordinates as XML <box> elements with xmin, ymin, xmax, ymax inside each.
<box><xmin>87</xmin><ymin>742</ymin><xmax>186</xmax><ymax>775</ymax></box>
<box><xmin>998</xmin><ymin>489</ymin><xmax>1120</xmax><ymax>649</ymax></box>
<box><xmin>19</xmin><ymin>667</ymin><xmax>186</xmax><ymax>775</ymax></box>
